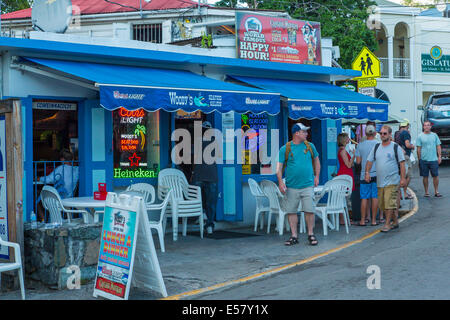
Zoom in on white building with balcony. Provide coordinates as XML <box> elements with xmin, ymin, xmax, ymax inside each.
<box><xmin>374</xmin><ymin>0</ymin><xmax>450</xmax><ymax>140</ymax></box>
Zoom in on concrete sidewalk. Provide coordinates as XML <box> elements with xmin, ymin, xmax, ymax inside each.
<box><xmin>0</xmin><ymin>192</ymin><xmax>417</xmax><ymax>300</ymax></box>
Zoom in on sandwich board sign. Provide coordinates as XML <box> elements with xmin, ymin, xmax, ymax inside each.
<box><xmin>93</xmin><ymin>192</ymin><xmax>167</xmax><ymax>300</ymax></box>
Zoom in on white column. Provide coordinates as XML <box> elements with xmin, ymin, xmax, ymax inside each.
<box><xmin>388</xmin><ymin>36</ymin><xmax>394</xmax><ymax>79</ymax></box>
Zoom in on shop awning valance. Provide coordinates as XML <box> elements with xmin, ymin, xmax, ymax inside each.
<box><xmin>229</xmin><ymin>76</ymin><xmax>389</xmax><ymax>121</ymax></box>
<box><xmin>24</xmin><ymin>58</ymin><xmax>280</xmax><ymax>115</ymax></box>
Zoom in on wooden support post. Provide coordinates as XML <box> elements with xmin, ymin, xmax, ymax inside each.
<box><xmin>12</xmin><ymin>100</ymin><xmax>24</xmax><ymax>261</ymax></box>
<box><xmin>1</xmin><ymin>99</ymin><xmax>23</xmax><ymax>264</ymax></box>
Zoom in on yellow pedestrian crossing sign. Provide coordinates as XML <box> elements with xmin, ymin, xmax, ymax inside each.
<box><xmin>351</xmin><ymin>47</ymin><xmax>380</xmax><ymax>79</ymax></box>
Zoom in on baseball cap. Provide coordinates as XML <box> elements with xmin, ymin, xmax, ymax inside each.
<box><xmin>365</xmin><ymin>125</ymin><xmax>376</xmax><ymax>135</ymax></box>
<box><xmin>291</xmin><ymin>123</ymin><xmax>310</xmax><ymax>134</ymax></box>
<box><xmin>400</xmin><ymin>119</ymin><xmax>409</xmax><ymax>127</ymax></box>
<box><xmin>202</xmin><ymin>121</ymin><xmax>212</xmax><ymax>129</ymax></box>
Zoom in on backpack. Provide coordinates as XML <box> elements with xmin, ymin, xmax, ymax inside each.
<box><xmin>373</xmin><ymin>142</ymin><xmax>401</xmax><ymax>174</ymax></box>
<box><xmin>394</xmin><ymin>131</ymin><xmax>402</xmax><ymax>145</ymax></box>
<box><xmin>282</xmin><ymin>140</ymin><xmax>316</xmax><ymax>175</ymax></box>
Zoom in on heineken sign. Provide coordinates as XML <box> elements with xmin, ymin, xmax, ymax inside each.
<box><xmin>422</xmin><ymin>46</ymin><xmax>450</xmax><ymax>73</ymax></box>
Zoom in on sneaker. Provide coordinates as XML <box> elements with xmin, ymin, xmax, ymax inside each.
<box><xmin>207</xmin><ymin>226</ymin><xmax>213</xmax><ymax>234</ymax></box>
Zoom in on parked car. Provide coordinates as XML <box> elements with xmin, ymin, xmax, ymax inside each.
<box><xmin>420</xmin><ymin>92</ymin><xmax>450</xmax><ymax>160</ymax></box>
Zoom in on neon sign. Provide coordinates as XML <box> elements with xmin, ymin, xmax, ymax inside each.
<box><xmin>113</xmin><ymin>168</ymin><xmax>158</xmax><ymax>179</ymax></box>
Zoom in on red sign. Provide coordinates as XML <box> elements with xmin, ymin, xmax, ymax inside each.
<box><xmin>236</xmin><ymin>12</ymin><xmax>321</xmax><ymax>65</ymax></box>
<box><xmin>95</xmin><ymin>277</ymin><xmax>126</xmax><ymax>298</ymax></box>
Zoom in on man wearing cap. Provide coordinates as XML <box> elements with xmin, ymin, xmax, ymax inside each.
<box><xmin>277</xmin><ymin>123</ymin><xmax>321</xmax><ymax>246</ymax></box>
<box><xmin>397</xmin><ymin>120</ymin><xmax>414</xmax><ymax>199</ymax></box>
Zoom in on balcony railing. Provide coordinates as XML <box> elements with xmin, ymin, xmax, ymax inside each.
<box><xmin>378</xmin><ymin>57</ymin><xmax>411</xmax><ymax>79</ymax></box>
<box><xmin>379</xmin><ymin>58</ymin><xmax>389</xmax><ymax>78</ymax></box>
<box><xmin>393</xmin><ymin>58</ymin><xmax>411</xmax><ymax>79</ymax></box>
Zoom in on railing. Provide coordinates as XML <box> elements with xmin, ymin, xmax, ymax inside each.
<box><xmin>378</xmin><ymin>57</ymin><xmax>411</xmax><ymax>79</ymax></box>
<box><xmin>393</xmin><ymin>58</ymin><xmax>411</xmax><ymax>79</ymax></box>
<box><xmin>33</xmin><ymin>161</ymin><xmax>79</xmax><ymax>222</ymax></box>
<box><xmin>379</xmin><ymin>58</ymin><xmax>389</xmax><ymax>78</ymax></box>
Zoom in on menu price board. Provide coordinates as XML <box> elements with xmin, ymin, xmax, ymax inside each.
<box><xmin>236</xmin><ymin>12</ymin><xmax>321</xmax><ymax>65</ymax></box>
<box><xmin>93</xmin><ymin>193</ymin><xmax>167</xmax><ymax>300</ymax></box>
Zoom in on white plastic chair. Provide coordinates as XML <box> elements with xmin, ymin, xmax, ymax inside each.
<box><xmin>158</xmin><ymin>168</ymin><xmax>203</xmax><ymax>241</ymax></box>
<box><xmin>126</xmin><ymin>183</ymin><xmax>156</xmax><ymax>205</ymax></box>
<box><xmin>41</xmin><ymin>186</ymin><xmax>90</xmax><ymax>224</ymax></box>
<box><xmin>147</xmin><ymin>189</ymin><xmax>173</xmax><ymax>253</ymax></box>
<box><xmin>248</xmin><ymin>178</ymin><xmax>270</xmax><ymax>232</ymax></box>
<box><xmin>0</xmin><ymin>238</ymin><xmax>25</xmax><ymax>300</ymax></box>
<box><xmin>260</xmin><ymin>180</ymin><xmax>303</xmax><ymax>236</ymax></box>
<box><xmin>332</xmin><ymin>174</ymin><xmax>353</xmax><ymax>228</ymax></box>
<box><xmin>314</xmin><ymin>179</ymin><xmax>349</xmax><ymax>236</ymax></box>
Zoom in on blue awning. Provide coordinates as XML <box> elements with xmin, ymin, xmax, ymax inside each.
<box><xmin>24</xmin><ymin>57</ymin><xmax>280</xmax><ymax>115</ymax></box>
<box><xmin>230</xmin><ymin>76</ymin><xmax>389</xmax><ymax>121</ymax></box>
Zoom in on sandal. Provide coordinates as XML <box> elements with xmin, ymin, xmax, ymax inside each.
<box><xmin>284</xmin><ymin>237</ymin><xmax>299</xmax><ymax>246</ymax></box>
<box><xmin>405</xmin><ymin>194</ymin><xmax>414</xmax><ymax>199</ymax></box>
<box><xmin>308</xmin><ymin>234</ymin><xmax>318</xmax><ymax>246</ymax></box>
<box><xmin>379</xmin><ymin>218</ymin><xmax>386</xmax><ymax>223</ymax></box>
<box><xmin>424</xmin><ymin>193</ymin><xmax>430</xmax><ymax>197</ymax></box>
<box><xmin>435</xmin><ymin>193</ymin><xmax>443</xmax><ymax>198</ymax></box>
<box><xmin>380</xmin><ymin>226</ymin><xmax>391</xmax><ymax>233</ymax></box>
<box><xmin>391</xmin><ymin>224</ymin><xmax>399</xmax><ymax>230</ymax></box>
<box><xmin>371</xmin><ymin>222</ymin><xmax>379</xmax><ymax>226</ymax></box>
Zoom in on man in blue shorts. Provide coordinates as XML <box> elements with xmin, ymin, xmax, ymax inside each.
<box><xmin>356</xmin><ymin>125</ymin><xmax>379</xmax><ymax>226</ymax></box>
<box><xmin>417</xmin><ymin>120</ymin><xmax>442</xmax><ymax>197</ymax></box>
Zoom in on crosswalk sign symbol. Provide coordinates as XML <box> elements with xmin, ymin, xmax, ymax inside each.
<box><xmin>351</xmin><ymin>47</ymin><xmax>380</xmax><ymax>79</ymax></box>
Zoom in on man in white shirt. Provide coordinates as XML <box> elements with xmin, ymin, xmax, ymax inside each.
<box><xmin>365</xmin><ymin>125</ymin><xmax>406</xmax><ymax>232</ymax></box>
<box><xmin>40</xmin><ymin>149</ymin><xmax>79</xmax><ymax>198</ymax></box>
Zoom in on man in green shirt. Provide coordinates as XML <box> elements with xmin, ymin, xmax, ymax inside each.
<box><xmin>277</xmin><ymin>123</ymin><xmax>321</xmax><ymax>246</ymax></box>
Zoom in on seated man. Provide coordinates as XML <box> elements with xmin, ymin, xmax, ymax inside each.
<box><xmin>40</xmin><ymin>149</ymin><xmax>79</xmax><ymax>198</ymax></box>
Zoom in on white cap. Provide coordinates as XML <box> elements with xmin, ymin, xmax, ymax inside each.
<box><xmin>292</xmin><ymin>123</ymin><xmax>310</xmax><ymax>134</ymax></box>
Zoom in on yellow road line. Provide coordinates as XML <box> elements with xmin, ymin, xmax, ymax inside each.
<box><xmin>162</xmin><ymin>188</ymin><xmax>419</xmax><ymax>300</ymax></box>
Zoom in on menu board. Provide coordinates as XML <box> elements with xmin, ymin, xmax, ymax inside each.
<box><xmin>95</xmin><ymin>206</ymin><xmax>137</xmax><ymax>299</ymax></box>
<box><xmin>0</xmin><ymin>115</ymin><xmax>8</xmax><ymax>259</ymax></box>
<box><xmin>113</xmin><ymin>108</ymin><xmax>158</xmax><ymax>179</ymax></box>
<box><xmin>93</xmin><ymin>193</ymin><xmax>167</xmax><ymax>300</ymax></box>
<box><xmin>236</xmin><ymin>12</ymin><xmax>321</xmax><ymax>65</ymax></box>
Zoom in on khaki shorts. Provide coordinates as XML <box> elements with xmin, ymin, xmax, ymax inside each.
<box><xmin>378</xmin><ymin>185</ymin><xmax>399</xmax><ymax>211</ymax></box>
<box><xmin>282</xmin><ymin>187</ymin><xmax>315</xmax><ymax>213</ymax></box>
<box><xmin>405</xmin><ymin>155</ymin><xmax>412</xmax><ymax>178</ymax></box>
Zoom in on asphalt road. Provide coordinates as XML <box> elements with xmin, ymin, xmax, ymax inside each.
<box><xmin>193</xmin><ymin>163</ymin><xmax>450</xmax><ymax>300</ymax></box>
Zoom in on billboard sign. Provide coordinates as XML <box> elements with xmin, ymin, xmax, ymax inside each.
<box><xmin>236</xmin><ymin>12</ymin><xmax>321</xmax><ymax>65</ymax></box>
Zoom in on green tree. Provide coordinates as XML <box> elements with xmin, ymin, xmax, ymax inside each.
<box><xmin>1</xmin><ymin>0</ymin><xmax>32</xmax><ymax>14</ymax></box>
<box><xmin>215</xmin><ymin>0</ymin><xmax>378</xmax><ymax>69</ymax></box>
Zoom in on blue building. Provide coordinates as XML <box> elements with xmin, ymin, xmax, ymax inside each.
<box><xmin>0</xmin><ymin>36</ymin><xmax>388</xmax><ymax>237</ymax></box>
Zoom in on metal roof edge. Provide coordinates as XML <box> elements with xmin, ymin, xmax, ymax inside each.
<box><xmin>0</xmin><ymin>36</ymin><xmax>360</xmax><ymax>79</ymax></box>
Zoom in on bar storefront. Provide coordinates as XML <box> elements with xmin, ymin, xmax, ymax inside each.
<box><xmin>0</xmin><ymin>37</ymin><xmax>388</xmax><ymax>265</ymax></box>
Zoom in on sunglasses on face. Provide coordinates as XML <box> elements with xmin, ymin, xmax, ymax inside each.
<box><xmin>380</xmin><ymin>132</ymin><xmax>389</xmax><ymax>135</ymax></box>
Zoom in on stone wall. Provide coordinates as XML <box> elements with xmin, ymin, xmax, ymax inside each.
<box><xmin>24</xmin><ymin>223</ymin><xmax>102</xmax><ymax>289</ymax></box>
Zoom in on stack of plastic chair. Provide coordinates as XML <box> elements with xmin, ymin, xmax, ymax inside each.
<box><xmin>158</xmin><ymin>168</ymin><xmax>203</xmax><ymax>241</ymax></box>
